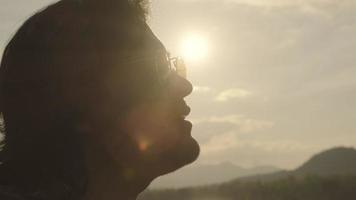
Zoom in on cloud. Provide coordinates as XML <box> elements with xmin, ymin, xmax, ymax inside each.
<box><xmin>193</xmin><ymin>115</ymin><xmax>274</xmax><ymax>134</ymax></box>
<box><xmin>215</xmin><ymin>88</ymin><xmax>252</xmax><ymax>102</ymax></box>
<box><xmin>201</xmin><ymin>132</ymin><xmax>239</xmax><ymax>153</ymax></box>
<box><xmin>166</xmin><ymin>0</ymin><xmax>342</xmax><ymax>9</ymax></box>
<box><xmin>201</xmin><ymin>132</ymin><xmax>314</xmax><ymax>155</ymax></box>
<box><xmin>221</xmin><ymin>0</ymin><xmax>343</xmax><ymax>11</ymax></box>
<box><xmin>198</xmin><ymin>130</ymin><xmax>319</xmax><ymax>168</ymax></box>
<box><xmin>200</xmin><ymin>141</ymin><xmax>319</xmax><ymax>169</ymax></box>
<box><xmin>193</xmin><ymin>86</ymin><xmax>212</xmax><ymax>93</ymax></box>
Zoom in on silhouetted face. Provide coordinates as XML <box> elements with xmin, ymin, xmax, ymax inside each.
<box><xmin>122</xmin><ymin>62</ymin><xmax>200</xmax><ymax>176</ymax></box>
<box><xmin>96</xmin><ymin>23</ymin><xmax>200</xmax><ymax>179</ymax></box>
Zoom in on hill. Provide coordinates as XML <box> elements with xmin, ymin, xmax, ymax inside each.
<box><xmin>295</xmin><ymin>147</ymin><xmax>356</xmax><ymax>176</ymax></box>
<box><xmin>238</xmin><ymin>146</ymin><xmax>356</xmax><ymax>182</ymax></box>
<box><xmin>139</xmin><ymin>146</ymin><xmax>356</xmax><ymax>200</ymax></box>
<box><xmin>140</xmin><ymin>175</ymin><xmax>356</xmax><ymax>200</ymax></box>
<box><xmin>149</xmin><ymin>162</ymin><xmax>280</xmax><ymax>189</ymax></box>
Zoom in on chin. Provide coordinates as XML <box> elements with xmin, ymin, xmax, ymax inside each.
<box><xmin>156</xmin><ymin>136</ymin><xmax>200</xmax><ymax>176</ymax></box>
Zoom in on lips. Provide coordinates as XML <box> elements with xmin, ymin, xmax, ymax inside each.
<box><xmin>175</xmin><ymin>100</ymin><xmax>191</xmax><ymax>119</ymax></box>
<box><xmin>176</xmin><ymin>102</ymin><xmax>192</xmax><ymax>135</ymax></box>
<box><xmin>180</xmin><ymin>105</ymin><xmax>191</xmax><ymax>119</ymax></box>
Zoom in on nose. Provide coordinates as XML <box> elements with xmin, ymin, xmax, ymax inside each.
<box><xmin>168</xmin><ymin>73</ymin><xmax>193</xmax><ymax>98</ymax></box>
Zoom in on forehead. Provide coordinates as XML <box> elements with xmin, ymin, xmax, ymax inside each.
<box><xmin>104</xmin><ymin>22</ymin><xmax>168</xmax><ymax>68</ymax></box>
<box><xmin>140</xmin><ymin>23</ymin><xmax>167</xmax><ymax>56</ymax></box>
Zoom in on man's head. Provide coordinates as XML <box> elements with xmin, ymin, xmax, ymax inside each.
<box><xmin>0</xmin><ymin>0</ymin><xmax>199</xmax><ymax>195</ymax></box>
<box><xmin>78</xmin><ymin>11</ymin><xmax>199</xmax><ymax>181</ymax></box>
<box><xmin>81</xmin><ymin>19</ymin><xmax>201</xmax><ymax>180</ymax></box>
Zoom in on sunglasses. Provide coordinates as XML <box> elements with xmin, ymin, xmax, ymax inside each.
<box><xmin>164</xmin><ymin>53</ymin><xmax>187</xmax><ymax>79</ymax></box>
<box><xmin>113</xmin><ymin>50</ymin><xmax>187</xmax><ymax>86</ymax></box>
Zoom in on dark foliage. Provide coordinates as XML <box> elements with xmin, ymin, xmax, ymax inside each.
<box><xmin>139</xmin><ymin>175</ymin><xmax>356</xmax><ymax>200</ymax></box>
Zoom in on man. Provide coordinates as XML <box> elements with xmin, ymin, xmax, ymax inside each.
<box><xmin>0</xmin><ymin>0</ymin><xmax>200</xmax><ymax>199</ymax></box>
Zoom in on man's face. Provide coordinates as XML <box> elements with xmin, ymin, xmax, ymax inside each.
<box><xmin>101</xmin><ymin>24</ymin><xmax>200</xmax><ymax>178</ymax></box>
<box><xmin>123</xmin><ymin>70</ymin><xmax>200</xmax><ymax>176</ymax></box>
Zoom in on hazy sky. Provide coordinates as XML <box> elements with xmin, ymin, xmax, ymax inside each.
<box><xmin>1</xmin><ymin>0</ymin><xmax>356</xmax><ymax>169</ymax></box>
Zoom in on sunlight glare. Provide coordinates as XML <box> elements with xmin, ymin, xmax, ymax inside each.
<box><xmin>180</xmin><ymin>33</ymin><xmax>209</xmax><ymax>63</ymax></box>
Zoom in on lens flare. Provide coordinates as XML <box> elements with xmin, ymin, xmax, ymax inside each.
<box><xmin>138</xmin><ymin>140</ymin><xmax>150</xmax><ymax>152</ymax></box>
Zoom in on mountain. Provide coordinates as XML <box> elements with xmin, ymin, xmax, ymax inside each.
<box><xmin>150</xmin><ymin>147</ymin><xmax>356</xmax><ymax>189</ymax></box>
<box><xmin>238</xmin><ymin>146</ymin><xmax>356</xmax><ymax>182</ymax></box>
<box><xmin>149</xmin><ymin>162</ymin><xmax>280</xmax><ymax>189</ymax></box>
<box><xmin>140</xmin><ymin>175</ymin><xmax>356</xmax><ymax>200</ymax></box>
<box><xmin>294</xmin><ymin>147</ymin><xmax>356</xmax><ymax>176</ymax></box>
<box><xmin>139</xmin><ymin>147</ymin><xmax>356</xmax><ymax>200</ymax></box>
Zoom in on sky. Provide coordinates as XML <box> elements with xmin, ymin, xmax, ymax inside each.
<box><xmin>1</xmin><ymin>0</ymin><xmax>356</xmax><ymax>170</ymax></box>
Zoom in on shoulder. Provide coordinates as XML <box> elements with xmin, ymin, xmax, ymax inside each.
<box><xmin>0</xmin><ymin>186</ymin><xmax>26</xmax><ymax>200</ymax></box>
<box><xmin>0</xmin><ymin>185</ymin><xmax>48</xmax><ymax>200</ymax></box>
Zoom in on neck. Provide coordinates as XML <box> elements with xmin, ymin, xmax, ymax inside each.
<box><xmin>82</xmin><ymin>136</ymin><xmax>152</xmax><ymax>200</ymax></box>
<box><xmin>83</xmin><ymin>167</ymin><xmax>140</xmax><ymax>200</ymax></box>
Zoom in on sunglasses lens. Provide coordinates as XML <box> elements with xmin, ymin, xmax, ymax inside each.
<box><xmin>155</xmin><ymin>54</ymin><xmax>171</xmax><ymax>77</ymax></box>
<box><xmin>155</xmin><ymin>52</ymin><xmax>187</xmax><ymax>85</ymax></box>
<box><xmin>173</xmin><ymin>57</ymin><xmax>187</xmax><ymax>79</ymax></box>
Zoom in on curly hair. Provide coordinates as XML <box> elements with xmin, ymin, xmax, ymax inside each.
<box><xmin>0</xmin><ymin>0</ymin><xmax>152</xmax><ymax>199</ymax></box>
<box><xmin>131</xmin><ymin>0</ymin><xmax>150</xmax><ymax>20</ymax></box>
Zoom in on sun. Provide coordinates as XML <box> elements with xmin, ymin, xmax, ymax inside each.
<box><xmin>180</xmin><ymin>33</ymin><xmax>209</xmax><ymax>63</ymax></box>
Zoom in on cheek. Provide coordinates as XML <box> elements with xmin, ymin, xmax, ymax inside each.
<box><xmin>123</xmin><ymin>105</ymin><xmax>182</xmax><ymax>153</ymax></box>
<box><xmin>131</xmin><ymin>118</ymin><xmax>181</xmax><ymax>153</ymax></box>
